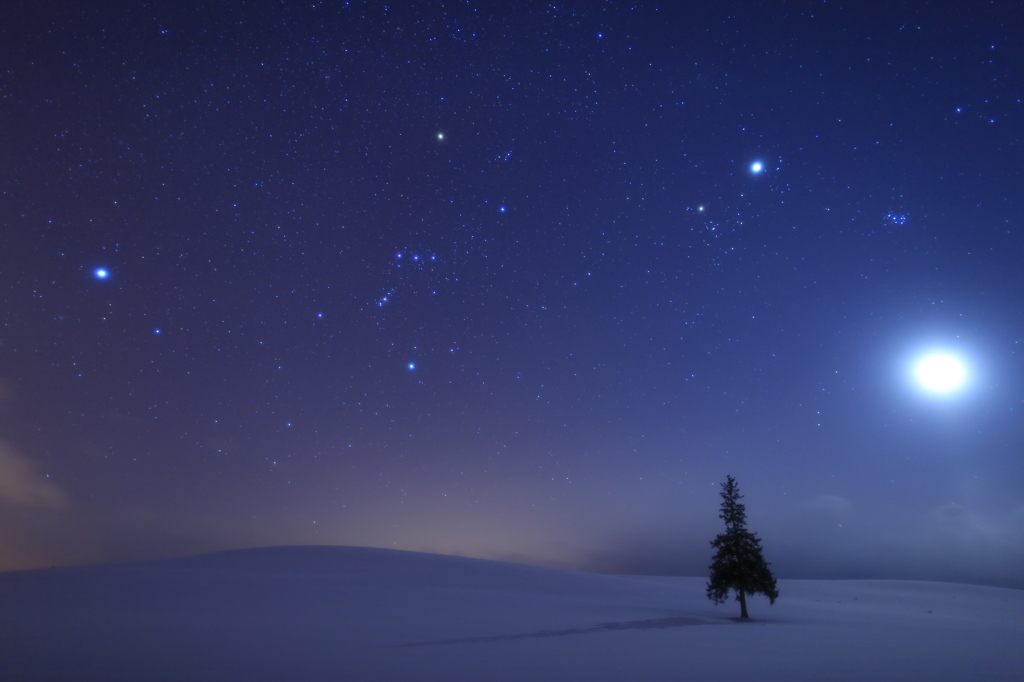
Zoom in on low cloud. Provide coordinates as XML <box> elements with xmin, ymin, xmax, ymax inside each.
<box><xmin>803</xmin><ymin>494</ymin><xmax>855</xmax><ymax>516</ymax></box>
<box><xmin>0</xmin><ymin>440</ymin><xmax>67</xmax><ymax>508</ymax></box>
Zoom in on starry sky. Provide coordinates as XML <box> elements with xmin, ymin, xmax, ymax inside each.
<box><xmin>2</xmin><ymin>0</ymin><xmax>1022</xmax><ymax>588</ymax></box>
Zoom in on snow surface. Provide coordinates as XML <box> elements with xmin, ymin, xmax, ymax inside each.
<box><xmin>0</xmin><ymin>545</ymin><xmax>1020</xmax><ymax>681</ymax></box>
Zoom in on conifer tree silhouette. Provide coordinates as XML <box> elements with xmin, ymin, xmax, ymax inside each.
<box><xmin>707</xmin><ymin>475</ymin><xmax>779</xmax><ymax>618</ymax></box>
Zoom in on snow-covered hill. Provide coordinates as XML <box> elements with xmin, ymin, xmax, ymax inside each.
<box><xmin>1</xmin><ymin>545</ymin><xmax>1020</xmax><ymax>681</ymax></box>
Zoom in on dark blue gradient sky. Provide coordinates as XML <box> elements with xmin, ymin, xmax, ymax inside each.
<box><xmin>2</xmin><ymin>0</ymin><xmax>1022</xmax><ymax>587</ymax></box>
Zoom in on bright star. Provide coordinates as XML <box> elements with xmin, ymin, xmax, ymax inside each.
<box><xmin>914</xmin><ymin>353</ymin><xmax>967</xmax><ymax>393</ymax></box>
<box><xmin>437</xmin><ymin>132</ymin><xmax>445</xmax><ymax>140</ymax></box>
<box><xmin>94</xmin><ymin>268</ymin><xmax>109</xmax><ymax>279</ymax></box>
<box><xmin>750</xmin><ymin>161</ymin><xmax>763</xmax><ymax>174</ymax></box>
<box><xmin>407</xmin><ymin>362</ymin><xmax>416</xmax><ymax>370</ymax></box>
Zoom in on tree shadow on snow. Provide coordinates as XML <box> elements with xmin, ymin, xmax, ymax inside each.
<box><xmin>392</xmin><ymin>615</ymin><xmax>723</xmax><ymax>648</ymax></box>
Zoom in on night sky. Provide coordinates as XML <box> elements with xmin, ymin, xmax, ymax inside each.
<box><xmin>2</xmin><ymin>1</ymin><xmax>1022</xmax><ymax>588</ymax></box>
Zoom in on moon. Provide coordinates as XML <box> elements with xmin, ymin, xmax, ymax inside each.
<box><xmin>914</xmin><ymin>353</ymin><xmax>966</xmax><ymax>393</ymax></box>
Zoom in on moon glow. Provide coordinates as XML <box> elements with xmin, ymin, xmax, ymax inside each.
<box><xmin>914</xmin><ymin>353</ymin><xmax>966</xmax><ymax>393</ymax></box>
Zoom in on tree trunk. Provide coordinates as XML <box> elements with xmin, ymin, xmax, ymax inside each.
<box><xmin>738</xmin><ymin>589</ymin><xmax>749</xmax><ymax>619</ymax></box>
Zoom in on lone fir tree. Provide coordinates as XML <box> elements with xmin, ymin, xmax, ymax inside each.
<box><xmin>706</xmin><ymin>475</ymin><xmax>779</xmax><ymax>619</ymax></box>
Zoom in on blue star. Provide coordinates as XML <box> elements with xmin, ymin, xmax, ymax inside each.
<box><xmin>94</xmin><ymin>268</ymin><xmax>109</xmax><ymax>279</ymax></box>
<box><xmin>407</xmin><ymin>362</ymin><xmax>416</xmax><ymax>370</ymax></box>
<box><xmin>750</xmin><ymin>161</ymin><xmax>764</xmax><ymax>174</ymax></box>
